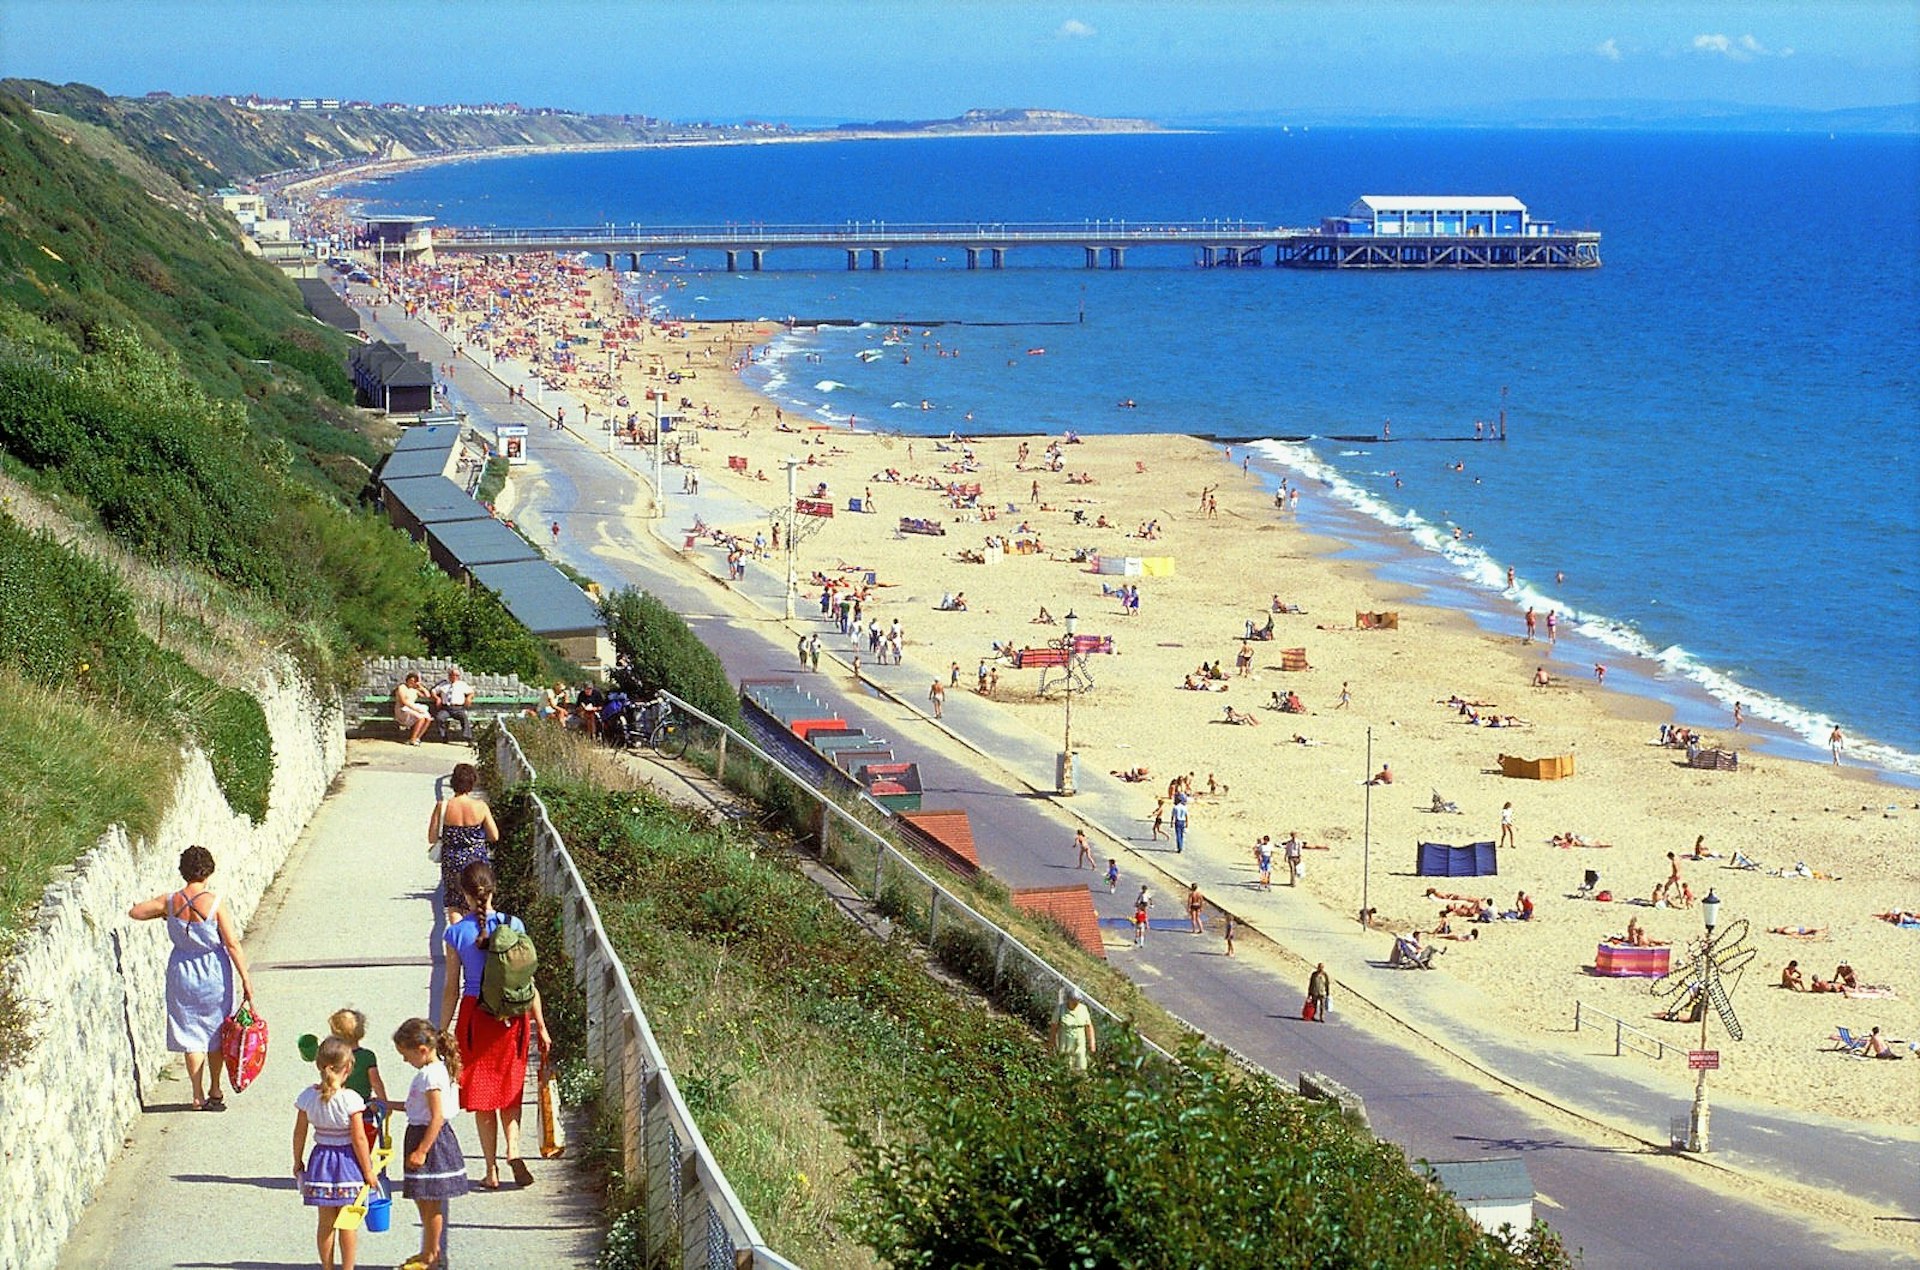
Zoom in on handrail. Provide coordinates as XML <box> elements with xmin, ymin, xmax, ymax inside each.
<box><xmin>496</xmin><ymin>727</ymin><xmax>802</xmax><ymax>1270</ymax></box>
<box><xmin>1574</xmin><ymin>1000</ymin><xmax>1671</xmax><ymax>1061</ymax></box>
<box><xmin>658</xmin><ymin>690</ymin><xmax>1177</xmax><ymax>1064</ymax></box>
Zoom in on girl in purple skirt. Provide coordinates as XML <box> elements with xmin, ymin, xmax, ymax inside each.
<box><xmin>393</xmin><ymin>1017</ymin><xmax>470</xmax><ymax>1270</ymax></box>
<box><xmin>293</xmin><ymin>1037</ymin><xmax>377</xmax><ymax>1269</ymax></box>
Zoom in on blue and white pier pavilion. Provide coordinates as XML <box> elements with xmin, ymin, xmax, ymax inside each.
<box><xmin>1276</xmin><ymin>195</ymin><xmax>1600</xmax><ymax>269</ymax></box>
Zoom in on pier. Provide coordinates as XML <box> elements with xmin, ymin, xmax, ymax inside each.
<box><xmin>419</xmin><ymin>216</ymin><xmax>1600</xmax><ymax>271</ymax></box>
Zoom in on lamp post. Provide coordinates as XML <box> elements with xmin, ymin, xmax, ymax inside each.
<box><xmin>1687</xmin><ymin>888</ymin><xmax>1721</xmax><ymax>1152</ymax></box>
<box><xmin>1361</xmin><ymin>726</ymin><xmax>1373</xmax><ymax>928</ymax></box>
<box><xmin>782</xmin><ymin>456</ymin><xmax>800</xmax><ymax>620</ymax></box>
<box><xmin>606</xmin><ymin>349</ymin><xmax>617</xmax><ymax>455</ymax></box>
<box><xmin>1058</xmin><ymin>610</ymin><xmax>1077</xmax><ymax>795</ymax></box>
<box><xmin>652</xmin><ymin>388</ymin><xmax>666</xmax><ymax>519</ymax></box>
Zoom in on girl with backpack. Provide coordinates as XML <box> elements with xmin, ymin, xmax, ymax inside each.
<box><xmin>439</xmin><ymin>861</ymin><xmax>551</xmax><ymax>1191</ymax></box>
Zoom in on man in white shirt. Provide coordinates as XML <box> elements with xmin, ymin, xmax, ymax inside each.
<box><xmin>432</xmin><ymin>668</ymin><xmax>475</xmax><ymax>740</ymax></box>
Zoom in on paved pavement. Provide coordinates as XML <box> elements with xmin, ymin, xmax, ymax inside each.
<box><xmin>60</xmin><ymin>741</ymin><xmax>600</xmax><ymax>1270</ymax></box>
<box><xmin>362</xmin><ymin>298</ymin><xmax>1917</xmax><ymax>1268</ymax></box>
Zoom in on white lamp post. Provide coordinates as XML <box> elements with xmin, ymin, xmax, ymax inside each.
<box><xmin>1058</xmin><ymin>610</ymin><xmax>1077</xmax><ymax>795</ymax></box>
<box><xmin>782</xmin><ymin>456</ymin><xmax>800</xmax><ymax>620</ymax></box>
<box><xmin>1688</xmin><ymin>888</ymin><xmax>1721</xmax><ymax>1152</ymax></box>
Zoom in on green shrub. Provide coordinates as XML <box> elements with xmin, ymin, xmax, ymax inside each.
<box><xmin>600</xmin><ymin>588</ymin><xmax>738</xmax><ymax>725</ymax></box>
<box><xmin>416</xmin><ymin>583</ymin><xmax>552</xmax><ymax>681</ymax></box>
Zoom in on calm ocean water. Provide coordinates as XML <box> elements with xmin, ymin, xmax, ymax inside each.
<box><xmin>343</xmin><ymin>129</ymin><xmax>1920</xmax><ymax>776</ymax></box>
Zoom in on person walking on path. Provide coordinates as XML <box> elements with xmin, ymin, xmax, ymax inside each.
<box><xmin>798</xmin><ymin>635</ymin><xmax>811</xmax><ymax>670</ymax></box>
<box><xmin>1171</xmin><ymin>794</ymin><xmax>1190</xmax><ymax>854</ymax></box>
<box><xmin>439</xmin><ymin>863</ymin><xmax>552</xmax><ymax>1191</ymax></box>
<box><xmin>1307</xmin><ymin>963</ymin><xmax>1331</xmax><ymax>1022</ymax></box>
<box><xmin>1051</xmin><ymin>988</ymin><xmax>1096</xmax><ymax>1073</ymax></box>
<box><xmin>1283</xmin><ymin>833</ymin><xmax>1304</xmax><ymax>888</ymax></box>
<box><xmin>292</xmin><ymin>1037</ymin><xmax>378</xmax><ymax>1270</ymax></box>
<box><xmin>1255</xmin><ymin>835</ymin><xmax>1274</xmax><ymax>891</ymax></box>
<box><xmin>1499</xmin><ymin>801</ymin><xmax>1516</xmax><ymax>850</ymax></box>
<box><xmin>1150</xmin><ymin>798</ymin><xmax>1168</xmax><ymax>842</ymax></box>
<box><xmin>1186</xmin><ymin>883</ymin><xmax>1206</xmax><ymax>935</ymax></box>
<box><xmin>430</xmin><ymin>762</ymin><xmax>499</xmax><ymax>922</ymax></box>
<box><xmin>1105</xmin><ymin>858</ymin><xmax>1120</xmax><ymax>893</ymax></box>
<box><xmin>127</xmin><ymin>845</ymin><xmax>257</xmax><ymax>1111</ymax></box>
<box><xmin>929</xmin><ymin>679</ymin><xmax>946</xmax><ymax>719</ymax></box>
<box><xmin>392</xmin><ymin>1018</ymin><xmax>469</xmax><ymax>1270</ymax></box>
<box><xmin>808</xmin><ymin>633</ymin><xmax>822</xmax><ymax>673</ymax></box>
<box><xmin>1133</xmin><ymin>886</ymin><xmax>1153</xmax><ymax>946</ymax></box>
<box><xmin>1224</xmin><ymin>914</ymin><xmax>1237</xmax><ymax>957</ymax></box>
<box><xmin>1073</xmin><ymin>828</ymin><xmax>1094</xmax><ymax>870</ymax></box>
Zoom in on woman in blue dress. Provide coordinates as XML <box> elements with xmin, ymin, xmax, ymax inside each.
<box><xmin>128</xmin><ymin>845</ymin><xmax>257</xmax><ymax>1110</ymax></box>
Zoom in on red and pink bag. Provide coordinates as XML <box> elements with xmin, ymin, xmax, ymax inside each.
<box><xmin>220</xmin><ymin>1004</ymin><xmax>269</xmax><ymax>1093</ymax></box>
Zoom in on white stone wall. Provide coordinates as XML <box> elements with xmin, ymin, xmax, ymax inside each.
<box><xmin>0</xmin><ymin>661</ymin><xmax>344</xmax><ymax>1270</ymax></box>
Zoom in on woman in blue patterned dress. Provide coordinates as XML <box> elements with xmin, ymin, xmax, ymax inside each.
<box><xmin>128</xmin><ymin>845</ymin><xmax>257</xmax><ymax>1110</ymax></box>
<box><xmin>428</xmin><ymin>762</ymin><xmax>498</xmax><ymax>920</ymax></box>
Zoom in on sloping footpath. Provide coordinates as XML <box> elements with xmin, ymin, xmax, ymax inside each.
<box><xmin>58</xmin><ymin>739</ymin><xmax>600</xmax><ymax>1269</ymax></box>
<box><xmin>363</xmin><ymin>296</ymin><xmax>1915</xmax><ymax>1267</ymax></box>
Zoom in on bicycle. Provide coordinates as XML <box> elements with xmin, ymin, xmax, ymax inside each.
<box><xmin>643</xmin><ymin>699</ymin><xmax>689</xmax><ymax>759</ymax></box>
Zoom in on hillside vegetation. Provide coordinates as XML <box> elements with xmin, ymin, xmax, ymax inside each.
<box><xmin>4</xmin><ymin>79</ymin><xmax>658</xmax><ymax>189</ymax></box>
<box><xmin>0</xmin><ymin>87</ymin><xmax>571</xmax><ymax>950</ymax></box>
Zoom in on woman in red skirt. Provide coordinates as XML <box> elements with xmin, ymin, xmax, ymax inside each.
<box><xmin>440</xmin><ymin>861</ymin><xmax>551</xmax><ymax>1190</ymax></box>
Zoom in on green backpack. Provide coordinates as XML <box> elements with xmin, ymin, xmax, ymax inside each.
<box><xmin>478</xmin><ymin>916</ymin><xmax>538</xmax><ymax>1019</ymax></box>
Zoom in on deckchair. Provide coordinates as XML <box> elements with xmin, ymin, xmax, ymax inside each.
<box><xmin>1389</xmin><ymin>938</ymin><xmax>1436</xmax><ymax>970</ymax></box>
<box><xmin>1828</xmin><ymin>1026</ymin><xmax>1869</xmax><ymax>1055</ymax></box>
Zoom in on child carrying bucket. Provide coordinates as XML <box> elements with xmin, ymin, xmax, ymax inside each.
<box><xmin>393</xmin><ymin>1017</ymin><xmax>470</xmax><ymax>1270</ymax></box>
<box><xmin>292</xmin><ymin>1037</ymin><xmax>378</xmax><ymax>1270</ymax></box>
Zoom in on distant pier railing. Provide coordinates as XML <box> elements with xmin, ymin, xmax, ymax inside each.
<box><xmin>426</xmin><ymin>219</ymin><xmax>1599</xmax><ymax>270</ymax></box>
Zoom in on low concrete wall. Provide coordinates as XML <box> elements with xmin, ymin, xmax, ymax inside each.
<box><xmin>0</xmin><ymin>662</ymin><xmax>344</xmax><ymax>1270</ymax></box>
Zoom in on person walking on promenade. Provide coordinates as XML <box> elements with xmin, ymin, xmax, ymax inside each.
<box><xmin>1051</xmin><ymin>988</ymin><xmax>1096</xmax><ymax>1073</ymax></box>
<box><xmin>292</xmin><ymin>1037</ymin><xmax>378</xmax><ymax>1270</ymax></box>
<box><xmin>1073</xmin><ymin>828</ymin><xmax>1094</xmax><ymax>870</ymax></box>
<box><xmin>808</xmin><ymin>634</ymin><xmax>822</xmax><ymax>673</ymax></box>
<box><xmin>392</xmin><ymin>1018</ymin><xmax>469</xmax><ymax>1270</ymax></box>
<box><xmin>127</xmin><ymin>845</ymin><xmax>256</xmax><ymax>1111</ymax></box>
<box><xmin>1150</xmin><ymin>798</ymin><xmax>1168</xmax><ymax>842</ymax></box>
<box><xmin>1283</xmin><ymin>833</ymin><xmax>1304</xmax><ymax>888</ymax></box>
<box><xmin>440</xmin><ymin>864</ymin><xmax>551</xmax><ymax>1191</ymax></box>
<box><xmin>1307</xmin><ymin>963</ymin><xmax>1332</xmax><ymax>1023</ymax></box>
<box><xmin>1171</xmin><ymin>794</ymin><xmax>1189</xmax><ymax>854</ymax></box>
<box><xmin>929</xmin><ymin>679</ymin><xmax>946</xmax><ymax>719</ymax></box>
<box><xmin>1105</xmin><ymin>858</ymin><xmax>1120</xmax><ymax>893</ymax></box>
<box><xmin>1186</xmin><ymin>883</ymin><xmax>1206</xmax><ymax>935</ymax></box>
<box><xmin>1255</xmin><ymin>835</ymin><xmax>1274</xmax><ymax>891</ymax></box>
<box><xmin>1224</xmin><ymin>914</ymin><xmax>1237</xmax><ymax>957</ymax></box>
<box><xmin>1133</xmin><ymin>886</ymin><xmax>1153</xmax><ymax>946</ymax></box>
<box><xmin>430</xmin><ymin>762</ymin><xmax>499</xmax><ymax>923</ymax></box>
<box><xmin>1499</xmin><ymin>801</ymin><xmax>1516</xmax><ymax>850</ymax></box>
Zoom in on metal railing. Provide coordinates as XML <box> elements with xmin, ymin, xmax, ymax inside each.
<box><xmin>1574</xmin><ymin>1000</ymin><xmax>1672</xmax><ymax>1061</ymax></box>
<box><xmin>658</xmin><ymin>691</ymin><xmax>1176</xmax><ymax>1065</ymax></box>
<box><xmin>496</xmin><ymin>728</ymin><xmax>802</xmax><ymax>1270</ymax></box>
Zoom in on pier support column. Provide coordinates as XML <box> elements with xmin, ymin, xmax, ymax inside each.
<box><xmin>869</xmin><ymin>249</ymin><xmax>887</xmax><ymax>270</ymax></box>
<box><xmin>1200</xmin><ymin>246</ymin><xmax>1217</xmax><ymax>268</ymax></box>
<box><xmin>750</xmin><ymin>250</ymin><xmax>765</xmax><ymax>271</ymax></box>
<box><xmin>1107</xmin><ymin>247</ymin><xmax>1126</xmax><ymax>270</ymax></box>
<box><xmin>1243</xmin><ymin>246</ymin><xmax>1264</xmax><ymax>267</ymax></box>
<box><xmin>990</xmin><ymin>247</ymin><xmax>1006</xmax><ymax>269</ymax></box>
<box><xmin>966</xmin><ymin>248</ymin><xmax>982</xmax><ymax>270</ymax></box>
<box><xmin>846</xmin><ymin>250</ymin><xmax>860</xmax><ymax>271</ymax></box>
<box><xmin>1084</xmin><ymin>246</ymin><xmax>1101</xmax><ymax>269</ymax></box>
<box><xmin>725</xmin><ymin>250</ymin><xmax>741</xmax><ymax>272</ymax></box>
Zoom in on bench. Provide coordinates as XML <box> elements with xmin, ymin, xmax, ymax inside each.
<box><xmin>1012</xmin><ymin>647</ymin><xmax>1070</xmax><ymax>670</ymax></box>
<box><xmin>352</xmin><ymin>694</ymin><xmax>541</xmax><ymax>741</ymax></box>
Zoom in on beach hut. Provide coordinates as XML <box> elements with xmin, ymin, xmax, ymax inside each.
<box><xmin>1498</xmin><ymin>753</ymin><xmax>1575</xmax><ymax>780</ymax></box>
<box><xmin>1423</xmin><ymin>1159</ymin><xmax>1534</xmax><ymax>1237</ymax></box>
<box><xmin>856</xmin><ymin>761</ymin><xmax>923</xmax><ymax>813</ymax></box>
<box><xmin>1416</xmin><ymin>841</ymin><xmax>1499</xmax><ymax>878</ymax></box>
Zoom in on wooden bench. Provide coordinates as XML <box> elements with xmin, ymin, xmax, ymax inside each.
<box><xmin>1012</xmin><ymin>647</ymin><xmax>1070</xmax><ymax>670</ymax></box>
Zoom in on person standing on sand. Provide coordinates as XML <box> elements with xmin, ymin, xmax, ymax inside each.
<box><xmin>1499</xmin><ymin>802</ymin><xmax>1515</xmax><ymax>850</ymax></box>
<box><xmin>1829</xmin><ymin>725</ymin><xmax>1845</xmax><ymax>764</ymax></box>
<box><xmin>1336</xmin><ymin>681</ymin><xmax>1351</xmax><ymax>710</ymax></box>
<box><xmin>1524</xmin><ymin>607</ymin><xmax>1536</xmax><ymax>642</ymax></box>
<box><xmin>1733</xmin><ymin>701</ymin><xmax>1744</xmax><ymax>730</ymax></box>
<box><xmin>1546</xmin><ymin>610</ymin><xmax>1558</xmax><ymax>644</ymax></box>
<box><xmin>1307</xmin><ymin>963</ymin><xmax>1331</xmax><ymax>1023</ymax></box>
<box><xmin>1594</xmin><ymin>663</ymin><xmax>1607</xmax><ymax>686</ymax></box>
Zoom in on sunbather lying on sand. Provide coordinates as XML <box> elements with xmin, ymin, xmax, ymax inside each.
<box><xmin>1878</xmin><ymin>910</ymin><xmax>1920</xmax><ymax>926</ymax></box>
<box><xmin>1425</xmin><ymin>888</ymin><xmax>1477</xmax><ymax>903</ymax></box>
<box><xmin>1769</xmin><ymin>925</ymin><xmax>1828</xmax><ymax>939</ymax></box>
<box><xmin>1290</xmin><ymin>734</ymin><xmax>1323</xmax><ymax>746</ymax></box>
<box><xmin>1222</xmin><ymin>705</ymin><xmax>1260</xmax><ymax>726</ymax></box>
<box><xmin>1768</xmin><ymin>862</ymin><xmax>1842</xmax><ymax>881</ymax></box>
<box><xmin>1431</xmin><ymin>913</ymin><xmax>1479</xmax><ymax>941</ymax></box>
<box><xmin>1111</xmin><ymin>767</ymin><xmax>1151</xmax><ymax>783</ymax></box>
<box><xmin>1550</xmin><ymin>832</ymin><xmax>1613</xmax><ymax>849</ymax></box>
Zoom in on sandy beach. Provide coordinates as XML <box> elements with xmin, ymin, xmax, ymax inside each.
<box><xmin>377</xmin><ymin>250</ymin><xmax>1918</xmax><ymax>1128</ymax></box>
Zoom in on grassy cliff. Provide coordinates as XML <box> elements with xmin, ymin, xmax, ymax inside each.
<box><xmin>3</xmin><ymin>79</ymin><xmax>658</xmax><ymax>188</ymax></box>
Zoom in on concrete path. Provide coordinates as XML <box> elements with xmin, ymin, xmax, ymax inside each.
<box><xmin>362</xmin><ymin>299</ymin><xmax>1917</xmax><ymax>1267</ymax></box>
<box><xmin>60</xmin><ymin>740</ymin><xmax>600</xmax><ymax>1270</ymax></box>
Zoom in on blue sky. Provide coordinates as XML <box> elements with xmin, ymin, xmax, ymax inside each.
<box><xmin>3</xmin><ymin>1</ymin><xmax>1915</xmax><ymax>120</ymax></box>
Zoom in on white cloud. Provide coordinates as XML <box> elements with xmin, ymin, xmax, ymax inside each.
<box><xmin>1595</xmin><ymin>38</ymin><xmax>1622</xmax><ymax>62</ymax></box>
<box><xmin>1056</xmin><ymin>19</ymin><xmax>1096</xmax><ymax>39</ymax></box>
<box><xmin>1691</xmin><ymin>32</ymin><xmax>1788</xmax><ymax>61</ymax></box>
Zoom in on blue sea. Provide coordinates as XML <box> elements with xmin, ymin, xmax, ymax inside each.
<box><xmin>342</xmin><ymin>129</ymin><xmax>1920</xmax><ymax>778</ymax></box>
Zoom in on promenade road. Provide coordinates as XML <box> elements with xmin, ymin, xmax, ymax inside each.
<box><xmin>60</xmin><ymin>741</ymin><xmax>599</xmax><ymax>1270</ymax></box>
<box><xmin>362</xmin><ymin>296</ymin><xmax>1917</xmax><ymax>1269</ymax></box>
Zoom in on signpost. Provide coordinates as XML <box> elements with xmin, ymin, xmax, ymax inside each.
<box><xmin>1687</xmin><ymin>1050</ymin><xmax>1720</xmax><ymax>1071</ymax></box>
